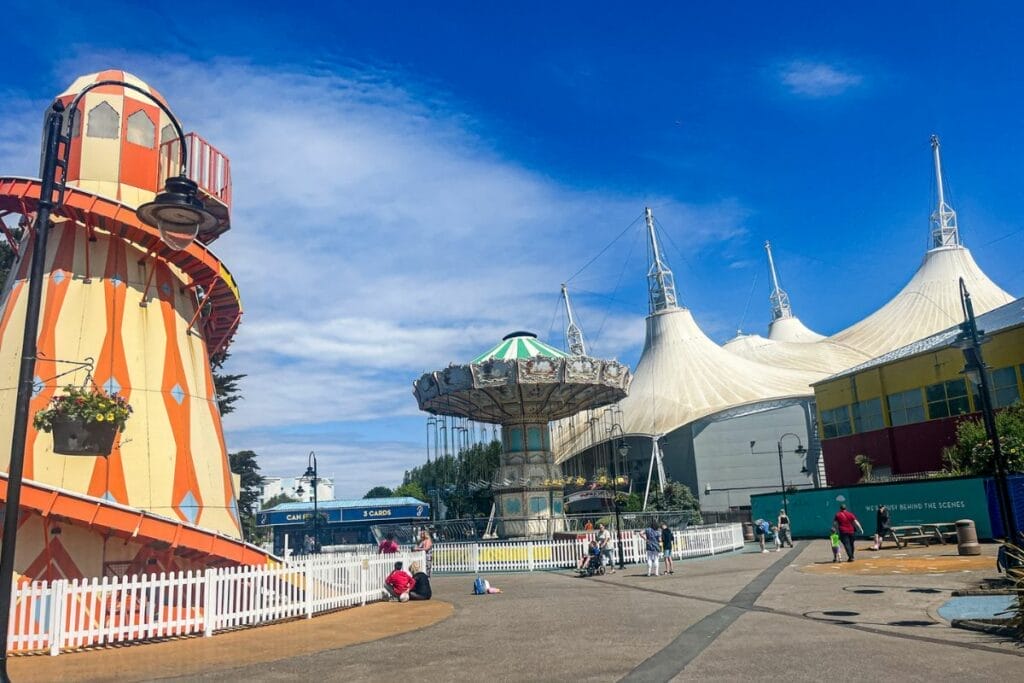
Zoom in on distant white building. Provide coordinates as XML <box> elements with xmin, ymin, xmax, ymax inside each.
<box><xmin>260</xmin><ymin>476</ymin><xmax>335</xmax><ymax>507</ymax></box>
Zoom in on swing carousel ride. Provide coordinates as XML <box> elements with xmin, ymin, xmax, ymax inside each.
<box><xmin>413</xmin><ymin>331</ymin><xmax>631</xmax><ymax>536</ymax></box>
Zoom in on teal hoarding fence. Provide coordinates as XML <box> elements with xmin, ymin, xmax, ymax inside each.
<box><xmin>750</xmin><ymin>476</ymin><xmax>994</xmax><ymax>540</ymax></box>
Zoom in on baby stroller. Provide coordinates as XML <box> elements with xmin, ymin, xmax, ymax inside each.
<box><xmin>580</xmin><ymin>552</ymin><xmax>606</xmax><ymax>577</ymax></box>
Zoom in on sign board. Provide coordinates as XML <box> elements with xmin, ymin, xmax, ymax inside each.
<box><xmin>257</xmin><ymin>503</ymin><xmax>429</xmax><ymax>527</ymax></box>
<box><xmin>750</xmin><ymin>476</ymin><xmax>994</xmax><ymax>539</ymax></box>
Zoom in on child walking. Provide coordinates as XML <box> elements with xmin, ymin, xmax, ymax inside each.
<box><xmin>829</xmin><ymin>527</ymin><xmax>843</xmax><ymax>563</ymax></box>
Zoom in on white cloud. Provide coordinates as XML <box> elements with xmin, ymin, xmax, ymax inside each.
<box><xmin>779</xmin><ymin>61</ymin><xmax>863</xmax><ymax>98</ymax></box>
<box><xmin>8</xmin><ymin>52</ymin><xmax>751</xmax><ymax>481</ymax></box>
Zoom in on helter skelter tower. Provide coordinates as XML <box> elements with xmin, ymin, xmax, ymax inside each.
<box><xmin>414</xmin><ymin>331</ymin><xmax>630</xmax><ymax>537</ymax></box>
<box><xmin>0</xmin><ymin>71</ymin><xmax>262</xmax><ymax>580</ymax></box>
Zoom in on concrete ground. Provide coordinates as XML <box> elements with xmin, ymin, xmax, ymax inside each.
<box><xmin>10</xmin><ymin>541</ymin><xmax>1021</xmax><ymax>682</ymax></box>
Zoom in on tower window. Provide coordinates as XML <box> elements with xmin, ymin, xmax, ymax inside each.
<box><xmin>86</xmin><ymin>101</ymin><xmax>119</xmax><ymax>139</ymax></box>
<box><xmin>127</xmin><ymin>110</ymin><xmax>155</xmax><ymax>148</ymax></box>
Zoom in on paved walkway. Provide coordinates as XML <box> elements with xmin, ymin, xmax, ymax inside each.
<box><xmin>10</xmin><ymin>543</ymin><xmax>1020</xmax><ymax>682</ymax></box>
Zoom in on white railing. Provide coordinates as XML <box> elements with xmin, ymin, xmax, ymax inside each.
<box><xmin>7</xmin><ymin>551</ymin><xmax>424</xmax><ymax>656</ymax></box>
<box><xmin>431</xmin><ymin>523</ymin><xmax>745</xmax><ymax>573</ymax></box>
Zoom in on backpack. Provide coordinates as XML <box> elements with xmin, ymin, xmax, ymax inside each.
<box><xmin>473</xmin><ymin>576</ymin><xmax>487</xmax><ymax>595</ymax></box>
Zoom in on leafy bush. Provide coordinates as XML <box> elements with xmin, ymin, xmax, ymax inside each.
<box><xmin>942</xmin><ymin>404</ymin><xmax>1024</xmax><ymax>476</ymax></box>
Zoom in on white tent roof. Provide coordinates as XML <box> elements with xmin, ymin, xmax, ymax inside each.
<box><xmin>767</xmin><ymin>316</ymin><xmax>825</xmax><ymax>342</ymax></box>
<box><xmin>553</xmin><ymin>306</ymin><xmax>818</xmax><ymax>462</ymax></box>
<box><xmin>723</xmin><ymin>332</ymin><xmax>872</xmax><ymax>375</ymax></box>
<box><xmin>827</xmin><ymin>245</ymin><xmax>1013</xmax><ymax>358</ymax></box>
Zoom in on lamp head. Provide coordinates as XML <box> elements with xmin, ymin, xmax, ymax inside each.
<box><xmin>795</xmin><ymin>445</ymin><xmax>807</xmax><ymax>455</ymax></box>
<box><xmin>295</xmin><ymin>485</ymin><xmax>305</xmax><ymax>497</ymax></box>
<box><xmin>136</xmin><ymin>175</ymin><xmax>218</xmax><ymax>250</ymax></box>
<box><xmin>304</xmin><ymin>465</ymin><xmax>316</xmax><ymax>479</ymax></box>
<box><xmin>617</xmin><ymin>440</ymin><xmax>630</xmax><ymax>458</ymax></box>
<box><xmin>704</xmin><ymin>483</ymin><xmax>711</xmax><ymax>495</ymax></box>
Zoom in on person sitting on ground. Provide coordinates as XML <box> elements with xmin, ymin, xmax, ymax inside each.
<box><xmin>378</xmin><ymin>532</ymin><xmax>399</xmax><ymax>554</ymax></box>
<box><xmin>409</xmin><ymin>561</ymin><xmax>432</xmax><ymax>600</ymax></box>
<box><xmin>384</xmin><ymin>560</ymin><xmax>414</xmax><ymax>601</ymax></box>
<box><xmin>577</xmin><ymin>540</ymin><xmax>601</xmax><ymax>571</ymax></box>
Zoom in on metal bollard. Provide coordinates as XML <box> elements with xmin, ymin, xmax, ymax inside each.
<box><xmin>955</xmin><ymin>519</ymin><xmax>981</xmax><ymax>556</ymax></box>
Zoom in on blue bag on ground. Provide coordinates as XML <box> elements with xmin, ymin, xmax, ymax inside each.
<box><xmin>473</xmin><ymin>576</ymin><xmax>487</xmax><ymax>595</ymax></box>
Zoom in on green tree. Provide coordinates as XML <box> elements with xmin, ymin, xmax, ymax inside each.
<box><xmin>403</xmin><ymin>441</ymin><xmax>501</xmax><ymax>519</ymax></box>
<box><xmin>0</xmin><ymin>225</ymin><xmax>22</xmax><ymax>290</ymax></box>
<box><xmin>393</xmin><ymin>481</ymin><xmax>427</xmax><ymax>502</ymax></box>
<box><xmin>211</xmin><ymin>352</ymin><xmax>246</xmax><ymax>416</ymax></box>
<box><xmin>364</xmin><ymin>486</ymin><xmax>394</xmax><ymax>498</ymax></box>
<box><xmin>943</xmin><ymin>404</ymin><xmax>1024</xmax><ymax>475</ymax></box>
<box><xmin>229</xmin><ymin>450</ymin><xmax>264</xmax><ymax>541</ymax></box>
<box><xmin>262</xmin><ymin>492</ymin><xmax>298</xmax><ymax>509</ymax></box>
<box><xmin>647</xmin><ymin>480</ymin><xmax>701</xmax><ymax>512</ymax></box>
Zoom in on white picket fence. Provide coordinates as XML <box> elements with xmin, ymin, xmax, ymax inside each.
<box><xmin>431</xmin><ymin>523</ymin><xmax>745</xmax><ymax>573</ymax></box>
<box><xmin>6</xmin><ymin>551</ymin><xmax>424</xmax><ymax>656</ymax></box>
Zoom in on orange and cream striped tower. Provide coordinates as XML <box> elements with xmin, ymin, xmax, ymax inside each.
<box><xmin>0</xmin><ymin>71</ymin><xmax>265</xmax><ymax>580</ymax></box>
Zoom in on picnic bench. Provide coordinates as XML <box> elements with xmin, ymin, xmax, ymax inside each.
<box><xmin>882</xmin><ymin>523</ymin><xmax>959</xmax><ymax>548</ymax></box>
<box><xmin>885</xmin><ymin>525</ymin><xmax>933</xmax><ymax>548</ymax></box>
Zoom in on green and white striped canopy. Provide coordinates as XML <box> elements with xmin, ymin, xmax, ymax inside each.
<box><xmin>471</xmin><ymin>331</ymin><xmax>570</xmax><ymax>363</ymax></box>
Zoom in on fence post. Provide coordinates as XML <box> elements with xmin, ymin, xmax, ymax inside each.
<box><xmin>527</xmin><ymin>541</ymin><xmax>534</xmax><ymax>571</ymax></box>
<box><xmin>203</xmin><ymin>569</ymin><xmax>218</xmax><ymax>637</ymax></box>
<box><xmin>47</xmin><ymin>579</ymin><xmax>67</xmax><ymax>657</ymax></box>
<box><xmin>304</xmin><ymin>558</ymin><xmax>314</xmax><ymax>619</ymax></box>
<box><xmin>359</xmin><ymin>558</ymin><xmax>368</xmax><ymax>607</ymax></box>
<box><xmin>471</xmin><ymin>543</ymin><xmax>480</xmax><ymax>574</ymax></box>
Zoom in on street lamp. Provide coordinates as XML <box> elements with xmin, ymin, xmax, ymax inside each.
<box><xmin>0</xmin><ymin>81</ymin><xmax>216</xmax><ymax>682</ymax></box>
<box><xmin>956</xmin><ymin>278</ymin><xmax>1018</xmax><ymax>543</ymax></box>
<box><xmin>607</xmin><ymin>425</ymin><xmax>629</xmax><ymax>570</ymax></box>
<box><xmin>774</xmin><ymin>434</ymin><xmax>807</xmax><ymax>517</ymax></box>
<box><xmin>294</xmin><ymin>451</ymin><xmax>320</xmax><ymax>553</ymax></box>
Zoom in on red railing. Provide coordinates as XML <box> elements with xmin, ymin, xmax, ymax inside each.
<box><xmin>159</xmin><ymin>133</ymin><xmax>232</xmax><ymax>209</ymax></box>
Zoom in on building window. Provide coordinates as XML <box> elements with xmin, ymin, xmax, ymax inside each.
<box><xmin>888</xmin><ymin>388</ymin><xmax>925</xmax><ymax>427</ymax></box>
<box><xmin>852</xmin><ymin>398</ymin><xmax>884</xmax><ymax>433</ymax></box>
<box><xmin>507</xmin><ymin>427</ymin><xmax>523</xmax><ymax>452</ymax></box>
<box><xmin>992</xmin><ymin>366</ymin><xmax>1021</xmax><ymax>408</ymax></box>
<box><xmin>925</xmin><ymin>379</ymin><xmax>971</xmax><ymax>419</ymax></box>
<box><xmin>161</xmin><ymin>123</ymin><xmax>175</xmax><ymax>144</ymax></box>
<box><xmin>126</xmin><ymin>110</ymin><xmax>155</xmax><ymax>147</ymax></box>
<box><xmin>527</xmin><ymin>427</ymin><xmax>542</xmax><ymax>451</ymax></box>
<box><xmin>529</xmin><ymin>496</ymin><xmax>547</xmax><ymax>514</ymax></box>
<box><xmin>820</xmin><ymin>406</ymin><xmax>852</xmax><ymax>439</ymax></box>
<box><xmin>86</xmin><ymin>101</ymin><xmax>119</xmax><ymax>139</ymax></box>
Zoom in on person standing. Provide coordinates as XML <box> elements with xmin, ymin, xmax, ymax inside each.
<box><xmin>414</xmin><ymin>529</ymin><xmax>434</xmax><ymax>575</ymax></box>
<box><xmin>642</xmin><ymin>522</ymin><xmax>661</xmax><ymax>576</ymax></box>
<box><xmin>777</xmin><ymin>509</ymin><xmax>794</xmax><ymax>548</ymax></box>
<box><xmin>584</xmin><ymin>519</ymin><xmax>594</xmax><ymax>531</ymax></box>
<box><xmin>378</xmin><ymin>532</ymin><xmax>399</xmax><ymax>554</ymax></box>
<box><xmin>872</xmin><ymin>505</ymin><xmax>891</xmax><ymax>551</ymax></box>
<box><xmin>833</xmin><ymin>504</ymin><xmax>864</xmax><ymax>562</ymax></box>
<box><xmin>596</xmin><ymin>523</ymin><xmax>615</xmax><ymax>573</ymax></box>
<box><xmin>754</xmin><ymin>518</ymin><xmax>770</xmax><ymax>553</ymax></box>
<box><xmin>660</xmin><ymin>522</ymin><xmax>675</xmax><ymax>574</ymax></box>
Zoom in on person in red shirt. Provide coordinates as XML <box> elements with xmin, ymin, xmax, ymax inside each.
<box><xmin>385</xmin><ymin>561</ymin><xmax>415</xmax><ymax>601</ymax></box>
<box><xmin>833</xmin><ymin>503</ymin><xmax>864</xmax><ymax>562</ymax></box>
<box><xmin>378</xmin><ymin>533</ymin><xmax>399</xmax><ymax>554</ymax></box>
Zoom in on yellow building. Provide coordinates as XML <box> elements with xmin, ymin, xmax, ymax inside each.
<box><xmin>812</xmin><ymin>298</ymin><xmax>1023</xmax><ymax>485</ymax></box>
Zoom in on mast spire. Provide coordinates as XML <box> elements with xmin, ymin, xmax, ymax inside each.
<box><xmin>561</xmin><ymin>283</ymin><xmax>587</xmax><ymax>356</ymax></box>
<box><xmin>930</xmin><ymin>134</ymin><xmax>960</xmax><ymax>249</ymax></box>
<box><xmin>645</xmin><ymin>207</ymin><xmax>679</xmax><ymax>314</ymax></box>
<box><xmin>764</xmin><ymin>240</ymin><xmax>793</xmax><ymax>322</ymax></box>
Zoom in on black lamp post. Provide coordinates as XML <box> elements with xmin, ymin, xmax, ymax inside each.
<box><xmin>608</xmin><ymin>431</ymin><xmax>628</xmax><ymax>570</ymax></box>
<box><xmin>0</xmin><ymin>81</ymin><xmax>215</xmax><ymax>682</ymax></box>
<box><xmin>956</xmin><ymin>278</ymin><xmax>1018</xmax><ymax>543</ymax></box>
<box><xmin>295</xmin><ymin>451</ymin><xmax>319</xmax><ymax>553</ymax></box>
<box><xmin>775</xmin><ymin>434</ymin><xmax>807</xmax><ymax>517</ymax></box>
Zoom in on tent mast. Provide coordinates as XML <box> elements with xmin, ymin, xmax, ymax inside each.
<box><xmin>561</xmin><ymin>283</ymin><xmax>587</xmax><ymax>356</ymax></box>
<box><xmin>930</xmin><ymin>135</ymin><xmax>960</xmax><ymax>249</ymax></box>
<box><xmin>764</xmin><ymin>240</ymin><xmax>793</xmax><ymax>322</ymax></box>
<box><xmin>646</xmin><ymin>207</ymin><xmax>679</xmax><ymax>314</ymax></box>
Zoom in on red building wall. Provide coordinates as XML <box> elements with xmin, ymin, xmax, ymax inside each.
<box><xmin>823</xmin><ymin>414</ymin><xmax>966</xmax><ymax>485</ymax></box>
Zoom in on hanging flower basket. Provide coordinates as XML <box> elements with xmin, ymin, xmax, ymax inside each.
<box><xmin>33</xmin><ymin>385</ymin><xmax>132</xmax><ymax>457</ymax></box>
<box><xmin>50</xmin><ymin>417</ymin><xmax>119</xmax><ymax>456</ymax></box>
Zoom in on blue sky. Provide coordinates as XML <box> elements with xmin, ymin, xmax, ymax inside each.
<box><xmin>2</xmin><ymin>2</ymin><xmax>1022</xmax><ymax>498</ymax></box>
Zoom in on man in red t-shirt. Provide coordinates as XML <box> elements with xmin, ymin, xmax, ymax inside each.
<box><xmin>833</xmin><ymin>504</ymin><xmax>864</xmax><ymax>563</ymax></box>
<box><xmin>385</xmin><ymin>561</ymin><xmax>415</xmax><ymax>601</ymax></box>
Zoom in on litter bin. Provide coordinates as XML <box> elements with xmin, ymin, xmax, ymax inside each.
<box><xmin>955</xmin><ymin>519</ymin><xmax>981</xmax><ymax>556</ymax></box>
<box><xmin>742</xmin><ymin>522</ymin><xmax>754</xmax><ymax>542</ymax></box>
